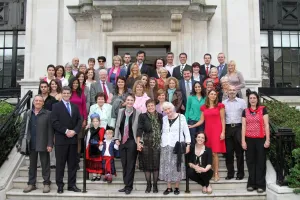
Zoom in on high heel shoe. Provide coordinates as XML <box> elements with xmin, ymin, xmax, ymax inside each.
<box><xmin>214</xmin><ymin>173</ymin><xmax>220</xmax><ymax>182</ymax></box>
<box><xmin>145</xmin><ymin>182</ymin><xmax>152</xmax><ymax>193</ymax></box>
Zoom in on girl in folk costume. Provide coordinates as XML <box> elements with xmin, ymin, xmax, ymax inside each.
<box><xmin>86</xmin><ymin>113</ymin><xmax>105</xmax><ymax>181</ymax></box>
<box><xmin>99</xmin><ymin>129</ymin><xmax>120</xmax><ymax>183</ymax></box>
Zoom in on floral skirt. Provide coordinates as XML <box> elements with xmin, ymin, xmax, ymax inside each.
<box><xmin>159</xmin><ymin>145</ymin><xmax>186</xmax><ymax>182</ymax></box>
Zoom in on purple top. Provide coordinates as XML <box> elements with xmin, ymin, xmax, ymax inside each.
<box><xmin>70</xmin><ymin>91</ymin><xmax>87</xmax><ymax>120</ymax></box>
<box><xmin>156</xmin><ymin>104</ymin><xmax>166</xmax><ymax>116</ymax></box>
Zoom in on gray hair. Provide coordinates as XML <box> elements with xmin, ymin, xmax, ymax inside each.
<box><xmin>33</xmin><ymin>94</ymin><xmax>44</xmax><ymax>101</ymax></box>
<box><xmin>64</xmin><ymin>62</ymin><xmax>72</xmax><ymax>68</ymax></box>
<box><xmin>220</xmin><ymin>76</ymin><xmax>229</xmax><ymax>83</ymax></box>
<box><xmin>99</xmin><ymin>69</ymin><xmax>108</xmax><ymax>75</ymax></box>
<box><xmin>162</xmin><ymin>102</ymin><xmax>175</xmax><ymax>111</ymax></box>
<box><xmin>62</xmin><ymin>86</ymin><xmax>71</xmax><ymax>93</ymax></box>
<box><xmin>79</xmin><ymin>64</ymin><xmax>87</xmax><ymax>69</ymax></box>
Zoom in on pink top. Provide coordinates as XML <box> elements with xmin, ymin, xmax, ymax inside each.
<box><xmin>133</xmin><ymin>93</ymin><xmax>150</xmax><ymax>113</ymax></box>
<box><xmin>70</xmin><ymin>90</ymin><xmax>87</xmax><ymax>120</ymax></box>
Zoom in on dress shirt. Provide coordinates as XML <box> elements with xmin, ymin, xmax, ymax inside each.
<box><xmin>161</xmin><ymin>114</ymin><xmax>191</xmax><ymax>147</ymax></box>
<box><xmin>100</xmin><ymin>139</ymin><xmax>119</xmax><ymax>156</ymax></box>
<box><xmin>59</xmin><ymin>77</ymin><xmax>69</xmax><ymax>87</ymax></box>
<box><xmin>165</xmin><ymin>64</ymin><xmax>175</xmax><ymax>76</ymax></box>
<box><xmin>137</xmin><ymin>62</ymin><xmax>143</xmax><ymax>70</ymax></box>
<box><xmin>100</xmin><ymin>80</ymin><xmax>110</xmax><ymax>94</ymax></box>
<box><xmin>62</xmin><ymin>99</ymin><xmax>72</xmax><ymax>115</ymax></box>
<box><xmin>222</xmin><ymin>97</ymin><xmax>247</xmax><ymax>124</ymax></box>
<box><xmin>88</xmin><ymin>103</ymin><xmax>112</xmax><ymax>128</ymax></box>
<box><xmin>185</xmin><ymin>96</ymin><xmax>206</xmax><ymax>121</ymax></box>
<box><xmin>72</xmin><ymin>69</ymin><xmax>78</xmax><ymax>76</ymax></box>
<box><xmin>185</xmin><ymin>79</ymin><xmax>192</xmax><ymax>91</ymax></box>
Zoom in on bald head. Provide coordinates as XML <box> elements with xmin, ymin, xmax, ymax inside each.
<box><xmin>72</xmin><ymin>57</ymin><xmax>79</xmax><ymax>68</ymax></box>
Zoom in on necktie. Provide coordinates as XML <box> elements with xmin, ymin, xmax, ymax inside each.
<box><xmin>66</xmin><ymin>102</ymin><xmax>71</xmax><ymax>116</ymax></box>
<box><xmin>186</xmin><ymin>80</ymin><xmax>191</xmax><ymax>98</ymax></box>
<box><xmin>122</xmin><ymin>110</ymin><xmax>132</xmax><ymax>144</ymax></box>
<box><xmin>206</xmin><ymin>66</ymin><xmax>209</xmax><ymax>76</ymax></box>
<box><xmin>102</xmin><ymin>81</ymin><xmax>108</xmax><ymax>101</ymax></box>
<box><xmin>218</xmin><ymin>65</ymin><xmax>223</xmax><ymax>77</ymax></box>
<box><xmin>180</xmin><ymin>65</ymin><xmax>184</xmax><ymax>76</ymax></box>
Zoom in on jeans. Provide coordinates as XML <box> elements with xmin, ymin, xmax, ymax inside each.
<box><xmin>187</xmin><ymin>119</ymin><xmax>205</xmax><ymax>146</ymax></box>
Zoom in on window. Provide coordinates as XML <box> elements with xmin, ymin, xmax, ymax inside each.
<box><xmin>0</xmin><ymin>31</ymin><xmax>25</xmax><ymax>88</ymax></box>
<box><xmin>260</xmin><ymin>31</ymin><xmax>300</xmax><ymax>88</ymax></box>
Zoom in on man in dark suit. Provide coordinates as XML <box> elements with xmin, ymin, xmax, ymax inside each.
<box><xmin>173</xmin><ymin>52</ymin><xmax>192</xmax><ymax>80</ymax></box>
<box><xmin>51</xmin><ymin>86</ymin><xmax>83</xmax><ymax>194</ymax></box>
<box><xmin>122</xmin><ymin>53</ymin><xmax>132</xmax><ymax>77</ymax></box>
<box><xmin>90</xmin><ymin>69</ymin><xmax>114</xmax><ymax>104</ymax></box>
<box><xmin>200</xmin><ymin>53</ymin><xmax>216</xmax><ymax>79</ymax></box>
<box><xmin>217</xmin><ymin>52</ymin><xmax>228</xmax><ymax>79</ymax></box>
<box><xmin>179</xmin><ymin>69</ymin><xmax>195</xmax><ymax>113</ymax></box>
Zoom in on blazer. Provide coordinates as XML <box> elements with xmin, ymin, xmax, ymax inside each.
<box><xmin>192</xmin><ymin>74</ymin><xmax>205</xmax><ymax>85</ymax></box>
<box><xmin>172</xmin><ymin>64</ymin><xmax>192</xmax><ymax>80</ymax></box>
<box><xmin>114</xmin><ymin>108</ymin><xmax>141</xmax><ymax>142</ymax></box>
<box><xmin>217</xmin><ymin>63</ymin><xmax>228</xmax><ymax>79</ymax></box>
<box><xmin>51</xmin><ymin>101</ymin><xmax>83</xmax><ymax>145</ymax></box>
<box><xmin>200</xmin><ymin>64</ymin><xmax>216</xmax><ymax>79</ymax></box>
<box><xmin>140</xmin><ymin>63</ymin><xmax>153</xmax><ymax>77</ymax></box>
<box><xmin>136</xmin><ymin>112</ymin><xmax>163</xmax><ymax>138</ymax></box>
<box><xmin>90</xmin><ymin>81</ymin><xmax>114</xmax><ymax>105</ymax></box>
<box><xmin>179</xmin><ymin>79</ymin><xmax>196</xmax><ymax>107</ymax></box>
<box><xmin>165</xmin><ymin>89</ymin><xmax>183</xmax><ymax>113</ymax></box>
<box><xmin>19</xmin><ymin>109</ymin><xmax>54</xmax><ymax>152</ymax></box>
<box><xmin>187</xmin><ymin>146</ymin><xmax>212</xmax><ymax>168</ymax></box>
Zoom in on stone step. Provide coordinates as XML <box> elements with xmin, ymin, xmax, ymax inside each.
<box><xmin>18</xmin><ymin>166</ymin><xmax>249</xmax><ymax>179</ymax></box>
<box><xmin>13</xmin><ymin>177</ymin><xmax>250</xmax><ymax>191</ymax></box>
<box><xmin>6</xmin><ymin>188</ymin><xmax>266</xmax><ymax>200</ymax></box>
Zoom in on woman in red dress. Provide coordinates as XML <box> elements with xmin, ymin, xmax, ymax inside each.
<box><xmin>189</xmin><ymin>89</ymin><xmax>226</xmax><ymax>182</ymax></box>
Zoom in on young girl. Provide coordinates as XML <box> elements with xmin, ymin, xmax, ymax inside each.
<box><xmin>100</xmin><ymin>129</ymin><xmax>119</xmax><ymax>183</ymax></box>
<box><xmin>86</xmin><ymin>113</ymin><xmax>105</xmax><ymax>181</ymax></box>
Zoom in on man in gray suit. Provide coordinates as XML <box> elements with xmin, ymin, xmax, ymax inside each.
<box><xmin>217</xmin><ymin>52</ymin><xmax>228</xmax><ymax>79</ymax></box>
<box><xmin>19</xmin><ymin>95</ymin><xmax>54</xmax><ymax>193</ymax></box>
<box><xmin>90</xmin><ymin>69</ymin><xmax>114</xmax><ymax>105</ymax></box>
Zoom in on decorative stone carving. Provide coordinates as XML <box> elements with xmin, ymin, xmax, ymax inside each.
<box><xmin>100</xmin><ymin>10</ymin><xmax>113</xmax><ymax>32</ymax></box>
<box><xmin>171</xmin><ymin>13</ymin><xmax>182</xmax><ymax>32</ymax></box>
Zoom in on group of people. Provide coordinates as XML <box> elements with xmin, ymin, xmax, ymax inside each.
<box><xmin>18</xmin><ymin>50</ymin><xmax>270</xmax><ymax>196</ymax></box>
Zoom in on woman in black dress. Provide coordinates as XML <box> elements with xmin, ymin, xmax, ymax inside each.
<box><xmin>137</xmin><ymin>99</ymin><xmax>163</xmax><ymax>193</ymax></box>
<box><xmin>187</xmin><ymin>131</ymin><xmax>213</xmax><ymax>194</ymax></box>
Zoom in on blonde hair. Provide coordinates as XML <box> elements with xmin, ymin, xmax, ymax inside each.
<box><xmin>165</xmin><ymin>77</ymin><xmax>179</xmax><ymax>90</ymax></box>
<box><xmin>132</xmin><ymin>80</ymin><xmax>145</xmax><ymax>95</ymax></box>
<box><xmin>157</xmin><ymin>89</ymin><xmax>166</xmax><ymax>97</ymax></box>
<box><xmin>128</xmin><ymin>63</ymin><xmax>141</xmax><ymax>78</ymax></box>
<box><xmin>112</xmin><ymin>55</ymin><xmax>123</xmax><ymax>66</ymax></box>
<box><xmin>228</xmin><ymin>60</ymin><xmax>237</xmax><ymax>73</ymax></box>
<box><xmin>159</xmin><ymin>67</ymin><xmax>168</xmax><ymax>74</ymax></box>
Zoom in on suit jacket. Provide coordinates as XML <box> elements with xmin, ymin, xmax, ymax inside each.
<box><xmin>114</xmin><ymin>108</ymin><xmax>141</xmax><ymax>142</ymax></box>
<box><xmin>51</xmin><ymin>101</ymin><xmax>82</xmax><ymax>145</ymax></box>
<box><xmin>19</xmin><ymin>109</ymin><xmax>54</xmax><ymax>151</ymax></box>
<box><xmin>172</xmin><ymin>64</ymin><xmax>192</xmax><ymax>80</ymax></box>
<box><xmin>122</xmin><ymin>63</ymin><xmax>132</xmax><ymax>78</ymax></box>
<box><xmin>179</xmin><ymin>79</ymin><xmax>196</xmax><ymax>107</ymax></box>
<box><xmin>217</xmin><ymin>63</ymin><xmax>228</xmax><ymax>79</ymax></box>
<box><xmin>140</xmin><ymin>63</ymin><xmax>154</xmax><ymax>77</ymax></box>
<box><xmin>90</xmin><ymin>81</ymin><xmax>114</xmax><ymax>105</ymax></box>
<box><xmin>200</xmin><ymin>64</ymin><xmax>216</xmax><ymax>79</ymax></box>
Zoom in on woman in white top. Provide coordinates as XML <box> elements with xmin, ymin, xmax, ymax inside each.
<box><xmin>55</xmin><ymin>65</ymin><xmax>68</xmax><ymax>87</ymax></box>
<box><xmin>159</xmin><ymin>102</ymin><xmax>191</xmax><ymax>195</ymax></box>
<box><xmin>88</xmin><ymin>92</ymin><xmax>112</xmax><ymax>129</ymax></box>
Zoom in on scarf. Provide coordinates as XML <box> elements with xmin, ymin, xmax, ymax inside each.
<box><xmin>122</xmin><ymin>108</ymin><xmax>133</xmax><ymax>144</ymax></box>
<box><xmin>168</xmin><ymin>88</ymin><xmax>176</xmax><ymax>102</ymax></box>
<box><xmin>147</xmin><ymin>112</ymin><xmax>161</xmax><ymax>148</ymax></box>
<box><xmin>107</xmin><ymin>66</ymin><xmax>121</xmax><ymax>83</ymax></box>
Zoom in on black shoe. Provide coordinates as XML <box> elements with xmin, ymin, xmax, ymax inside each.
<box><xmin>67</xmin><ymin>185</ymin><xmax>81</xmax><ymax>192</ymax></box>
<box><xmin>96</xmin><ymin>176</ymin><xmax>101</xmax><ymax>181</ymax></box>
<box><xmin>257</xmin><ymin>188</ymin><xmax>265</xmax><ymax>193</ymax></box>
<box><xmin>163</xmin><ymin>188</ymin><xmax>173</xmax><ymax>195</ymax></box>
<box><xmin>50</xmin><ymin>165</ymin><xmax>56</xmax><ymax>169</ymax></box>
<box><xmin>125</xmin><ymin>189</ymin><xmax>132</xmax><ymax>195</ymax></box>
<box><xmin>236</xmin><ymin>176</ymin><xmax>244</xmax><ymax>180</ymax></box>
<box><xmin>153</xmin><ymin>184</ymin><xmax>158</xmax><ymax>193</ymax></box>
<box><xmin>247</xmin><ymin>187</ymin><xmax>254</xmax><ymax>192</ymax></box>
<box><xmin>91</xmin><ymin>177</ymin><xmax>97</xmax><ymax>182</ymax></box>
<box><xmin>145</xmin><ymin>183</ymin><xmax>152</xmax><ymax>193</ymax></box>
<box><xmin>57</xmin><ymin>186</ymin><xmax>64</xmax><ymax>194</ymax></box>
<box><xmin>118</xmin><ymin>188</ymin><xmax>126</xmax><ymax>192</ymax></box>
<box><xmin>225</xmin><ymin>176</ymin><xmax>234</xmax><ymax>180</ymax></box>
<box><xmin>77</xmin><ymin>165</ymin><xmax>80</xmax><ymax>170</ymax></box>
<box><xmin>174</xmin><ymin>188</ymin><xmax>180</xmax><ymax>195</ymax></box>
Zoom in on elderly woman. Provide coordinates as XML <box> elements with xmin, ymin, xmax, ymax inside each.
<box><xmin>187</xmin><ymin>132</ymin><xmax>213</xmax><ymax>194</ymax></box>
<box><xmin>165</xmin><ymin>77</ymin><xmax>182</xmax><ymax>113</ymax></box>
<box><xmin>137</xmin><ymin>99</ymin><xmax>163</xmax><ymax>193</ymax></box>
<box><xmin>159</xmin><ymin>102</ymin><xmax>191</xmax><ymax>195</ymax></box>
<box><xmin>64</xmin><ymin>62</ymin><xmax>74</xmax><ymax>81</ymax></box>
<box><xmin>126</xmin><ymin>63</ymin><xmax>141</xmax><ymax>89</ymax></box>
<box><xmin>225</xmin><ymin>60</ymin><xmax>245</xmax><ymax>98</ymax></box>
<box><xmin>219</xmin><ymin>76</ymin><xmax>230</xmax><ymax>102</ymax></box>
<box><xmin>115</xmin><ymin>94</ymin><xmax>141</xmax><ymax>195</ymax></box>
<box><xmin>132</xmin><ymin>80</ymin><xmax>150</xmax><ymax>113</ymax></box>
<box><xmin>107</xmin><ymin>55</ymin><xmax>127</xmax><ymax>85</ymax></box>
<box><xmin>156</xmin><ymin>67</ymin><xmax>169</xmax><ymax>89</ymax></box>
<box><xmin>242</xmin><ymin>91</ymin><xmax>270</xmax><ymax>193</ymax></box>
<box><xmin>203</xmin><ymin>67</ymin><xmax>221</xmax><ymax>92</ymax></box>
<box><xmin>156</xmin><ymin>89</ymin><xmax>166</xmax><ymax>116</ymax></box>
<box><xmin>88</xmin><ymin>92</ymin><xmax>112</xmax><ymax>129</ymax></box>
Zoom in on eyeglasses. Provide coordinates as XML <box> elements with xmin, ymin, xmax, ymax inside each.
<box><xmin>98</xmin><ymin>60</ymin><xmax>105</xmax><ymax>63</ymax></box>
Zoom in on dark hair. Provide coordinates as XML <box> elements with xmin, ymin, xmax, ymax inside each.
<box><xmin>115</xmin><ymin>76</ymin><xmax>128</xmax><ymax>95</ymax></box>
<box><xmin>182</xmin><ymin>68</ymin><xmax>192</xmax><ymax>73</ymax></box>
<box><xmin>62</xmin><ymin>86</ymin><xmax>71</xmax><ymax>93</ymax></box>
<box><xmin>145</xmin><ymin>99</ymin><xmax>156</xmax><ymax>107</ymax></box>
<box><xmin>191</xmin><ymin>81</ymin><xmax>205</xmax><ymax>97</ymax></box>
<box><xmin>49</xmin><ymin>79</ymin><xmax>62</xmax><ymax>93</ymax></box>
<box><xmin>205</xmin><ymin>89</ymin><xmax>218</xmax><ymax>108</ymax></box>
<box><xmin>124</xmin><ymin>53</ymin><xmax>131</xmax><ymax>56</ymax></box>
<box><xmin>38</xmin><ymin>81</ymin><xmax>49</xmax><ymax>94</ymax></box>
<box><xmin>136</xmin><ymin>50</ymin><xmax>146</xmax><ymax>57</ymax></box>
<box><xmin>179</xmin><ymin>52</ymin><xmax>187</xmax><ymax>58</ymax></box>
<box><xmin>97</xmin><ymin>56</ymin><xmax>106</xmax><ymax>62</ymax></box>
<box><xmin>154</xmin><ymin>58</ymin><xmax>165</xmax><ymax>69</ymax></box>
<box><xmin>76</xmin><ymin>71</ymin><xmax>86</xmax><ymax>86</ymax></box>
<box><xmin>192</xmin><ymin>62</ymin><xmax>201</xmax><ymax>68</ymax></box>
<box><xmin>195</xmin><ymin>131</ymin><xmax>207</xmax><ymax>143</ymax></box>
<box><xmin>95</xmin><ymin>92</ymin><xmax>107</xmax><ymax>103</ymax></box>
<box><xmin>86</xmin><ymin>68</ymin><xmax>95</xmax><ymax>80</ymax></box>
<box><xmin>68</xmin><ymin>77</ymin><xmax>82</xmax><ymax>97</ymax></box>
<box><xmin>203</xmin><ymin>53</ymin><xmax>212</xmax><ymax>59</ymax></box>
<box><xmin>47</xmin><ymin>64</ymin><xmax>55</xmax><ymax>71</ymax></box>
<box><xmin>167</xmin><ymin>52</ymin><xmax>174</xmax><ymax>56</ymax></box>
<box><xmin>88</xmin><ymin>58</ymin><xmax>95</xmax><ymax>63</ymax></box>
<box><xmin>246</xmin><ymin>89</ymin><xmax>260</xmax><ymax>108</ymax></box>
<box><xmin>125</xmin><ymin>93</ymin><xmax>135</xmax><ymax>101</ymax></box>
<box><xmin>55</xmin><ymin>65</ymin><xmax>65</xmax><ymax>78</ymax></box>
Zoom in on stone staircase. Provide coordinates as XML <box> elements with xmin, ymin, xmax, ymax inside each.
<box><xmin>6</xmin><ymin>156</ymin><xmax>266</xmax><ymax>200</ymax></box>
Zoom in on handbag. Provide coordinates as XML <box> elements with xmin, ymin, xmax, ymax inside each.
<box><xmin>19</xmin><ymin>112</ymin><xmax>30</xmax><ymax>155</ymax></box>
<box><xmin>173</xmin><ymin>115</ymin><xmax>186</xmax><ymax>154</ymax></box>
